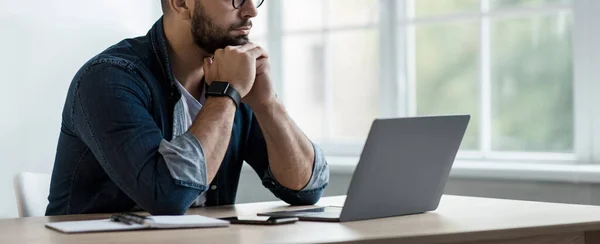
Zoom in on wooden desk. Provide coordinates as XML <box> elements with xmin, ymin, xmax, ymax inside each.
<box><xmin>4</xmin><ymin>195</ymin><xmax>600</xmax><ymax>244</ymax></box>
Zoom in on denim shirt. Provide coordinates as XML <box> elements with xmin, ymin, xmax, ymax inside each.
<box><xmin>45</xmin><ymin>18</ymin><xmax>329</xmax><ymax>216</ymax></box>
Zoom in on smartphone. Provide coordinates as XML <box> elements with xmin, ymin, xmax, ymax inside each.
<box><xmin>220</xmin><ymin>216</ymin><xmax>299</xmax><ymax>225</ymax></box>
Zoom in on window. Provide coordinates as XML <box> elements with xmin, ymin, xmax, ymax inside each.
<box><xmin>407</xmin><ymin>0</ymin><xmax>575</xmax><ymax>161</ymax></box>
<box><xmin>281</xmin><ymin>0</ymin><xmax>381</xmax><ymax>147</ymax></box>
<box><xmin>256</xmin><ymin>0</ymin><xmax>600</xmax><ymax>163</ymax></box>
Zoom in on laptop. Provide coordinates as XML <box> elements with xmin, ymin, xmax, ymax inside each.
<box><xmin>258</xmin><ymin>115</ymin><xmax>470</xmax><ymax>222</ymax></box>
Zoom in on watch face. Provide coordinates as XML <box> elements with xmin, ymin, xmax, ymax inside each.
<box><xmin>208</xmin><ymin>81</ymin><xmax>230</xmax><ymax>95</ymax></box>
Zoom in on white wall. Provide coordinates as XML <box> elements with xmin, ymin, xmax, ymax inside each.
<box><xmin>0</xmin><ymin>1</ymin><xmax>161</xmax><ymax>218</ymax></box>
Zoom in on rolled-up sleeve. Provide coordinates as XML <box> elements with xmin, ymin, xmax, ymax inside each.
<box><xmin>158</xmin><ymin>131</ymin><xmax>208</xmax><ymax>190</ymax></box>
<box><xmin>263</xmin><ymin>142</ymin><xmax>328</xmax><ymax>188</ymax></box>
<box><xmin>244</xmin><ymin>111</ymin><xmax>329</xmax><ymax>206</ymax></box>
<box><xmin>261</xmin><ymin>142</ymin><xmax>329</xmax><ymax>205</ymax></box>
<box><xmin>299</xmin><ymin>142</ymin><xmax>329</xmax><ymax>191</ymax></box>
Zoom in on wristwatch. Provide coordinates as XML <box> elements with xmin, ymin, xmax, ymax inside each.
<box><xmin>205</xmin><ymin>81</ymin><xmax>241</xmax><ymax>108</ymax></box>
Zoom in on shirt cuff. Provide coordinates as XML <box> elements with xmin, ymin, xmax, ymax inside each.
<box><xmin>301</xmin><ymin>142</ymin><xmax>330</xmax><ymax>191</ymax></box>
<box><xmin>158</xmin><ymin>131</ymin><xmax>208</xmax><ymax>190</ymax></box>
<box><xmin>265</xmin><ymin>142</ymin><xmax>329</xmax><ymax>192</ymax></box>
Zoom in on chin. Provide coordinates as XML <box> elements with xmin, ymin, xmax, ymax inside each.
<box><xmin>235</xmin><ymin>37</ymin><xmax>250</xmax><ymax>45</ymax></box>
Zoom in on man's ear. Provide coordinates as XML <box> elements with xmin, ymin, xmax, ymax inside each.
<box><xmin>168</xmin><ymin>0</ymin><xmax>193</xmax><ymax>20</ymax></box>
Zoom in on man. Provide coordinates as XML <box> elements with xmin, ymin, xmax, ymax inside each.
<box><xmin>45</xmin><ymin>0</ymin><xmax>329</xmax><ymax>216</ymax></box>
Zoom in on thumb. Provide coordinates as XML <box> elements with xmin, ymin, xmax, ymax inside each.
<box><xmin>203</xmin><ymin>58</ymin><xmax>213</xmax><ymax>82</ymax></box>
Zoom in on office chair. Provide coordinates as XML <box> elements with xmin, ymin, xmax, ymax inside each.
<box><xmin>13</xmin><ymin>172</ymin><xmax>51</xmax><ymax>217</ymax></box>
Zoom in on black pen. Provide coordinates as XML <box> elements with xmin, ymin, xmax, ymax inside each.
<box><xmin>110</xmin><ymin>214</ymin><xmax>132</xmax><ymax>225</ymax></box>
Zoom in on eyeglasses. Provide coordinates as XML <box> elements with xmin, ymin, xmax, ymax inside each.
<box><xmin>232</xmin><ymin>0</ymin><xmax>265</xmax><ymax>9</ymax></box>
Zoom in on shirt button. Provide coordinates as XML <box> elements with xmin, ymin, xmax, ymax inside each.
<box><xmin>211</xmin><ymin>185</ymin><xmax>217</xmax><ymax>190</ymax></box>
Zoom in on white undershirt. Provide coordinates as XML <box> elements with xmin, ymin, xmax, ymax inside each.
<box><xmin>174</xmin><ymin>78</ymin><xmax>207</xmax><ymax>207</ymax></box>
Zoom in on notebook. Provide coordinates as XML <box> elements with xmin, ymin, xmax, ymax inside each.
<box><xmin>46</xmin><ymin>214</ymin><xmax>230</xmax><ymax>234</ymax></box>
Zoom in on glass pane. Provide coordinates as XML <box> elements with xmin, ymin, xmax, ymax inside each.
<box><xmin>250</xmin><ymin>1</ymin><xmax>268</xmax><ymax>38</ymax></box>
<box><xmin>413</xmin><ymin>0</ymin><xmax>480</xmax><ymax>18</ymax></box>
<box><xmin>283</xmin><ymin>34</ymin><xmax>327</xmax><ymax>140</ymax></box>
<box><xmin>491</xmin><ymin>13</ymin><xmax>573</xmax><ymax>152</ymax></box>
<box><xmin>414</xmin><ymin>21</ymin><xmax>480</xmax><ymax>150</ymax></box>
<box><xmin>327</xmin><ymin>0</ymin><xmax>379</xmax><ymax>27</ymax></box>
<box><xmin>329</xmin><ymin>30</ymin><xmax>380</xmax><ymax>140</ymax></box>
<box><xmin>491</xmin><ymin>0</ymin><xmax>571</xmax><ymax>9</ymax></box>
<box><xmin>283</xmin><ymin>0</ymin><xmax>325</xmax><ymax>31</ymax></box>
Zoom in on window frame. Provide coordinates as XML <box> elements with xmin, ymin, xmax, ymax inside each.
<box><xmin>264</xmin><ymin>0</ymin><xmax>600</xmax><ymax>164</ymax></box>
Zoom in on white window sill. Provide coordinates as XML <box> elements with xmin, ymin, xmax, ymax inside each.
<box><xmin>326</xmin><ymin>156</ymin><xmax>600</xmax><ymax>184</ymax></box>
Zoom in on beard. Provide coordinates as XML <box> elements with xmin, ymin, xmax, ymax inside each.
<box><xmin>191</xmin><ymin>3</ymin><xmax>252</xmax><ymax>54</ymax></box>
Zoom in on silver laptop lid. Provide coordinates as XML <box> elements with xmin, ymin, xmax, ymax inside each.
<box><xmin>340</xmin><ymin>115</ymin><xmax>470</xmax><ymax>222</ymax></box>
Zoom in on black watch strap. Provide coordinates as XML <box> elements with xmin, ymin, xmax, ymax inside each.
<box><xmin>205</xmin><ymin>81</ymin><xmax>241</xmax><ymax>108</ymax></box>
